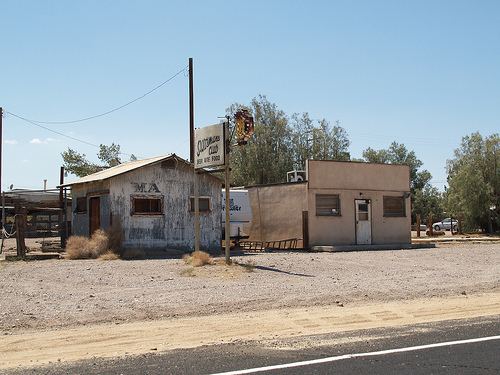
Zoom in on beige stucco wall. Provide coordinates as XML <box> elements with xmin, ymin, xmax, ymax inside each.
<box><xmin>307</xmin><ymin>160</ymin><xmax>410</xmax><ymax>191</ymax></box>
<box><xmin>307</xmin><ymin>160</ymin><xmax>411</xmax><ymax>246</ymax></box>
<box><xmin>246</xmin><ymin>182</ymin><xmax>307</xmax><ymax>245</ymax></box>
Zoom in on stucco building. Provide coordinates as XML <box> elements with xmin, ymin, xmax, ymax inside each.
<box><xmin>64</xmin><ymin>154</ymin><xmax>222</xmax><ymax>253</ymax></box>
<box><xmin>243</xmin><ymin>160</ymin><xmax>411</xmax><ymax>248</ymax></box>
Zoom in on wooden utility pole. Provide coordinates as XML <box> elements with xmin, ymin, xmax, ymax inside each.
<box><xmin>0</xmin><ymin>107</ymin><xmax>3</xmax><ymax>212</ymax></box>
<box><xmin>59</xmin><ymin>166</ymin><xmax>66</xmax><ymax>248</ymax></box>
<box><xmin>189</xmin><ymin>58</ymin><xmax>194</xmax><ymax>164</ymax></box>
<box><xmin>189</xmin><ymin>58</ymin><xmax>200</xmax><ymax>252</ymax></box>
<box><xmin>224</xmin><ymin>119</ymin><xmax>231</xmax><ymax>264</ymax></box>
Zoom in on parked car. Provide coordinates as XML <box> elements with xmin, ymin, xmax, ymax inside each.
<box><xmin>432</xmin><ymin>218</ymin><xmax>458</xmax><ymax>231</ymax></box>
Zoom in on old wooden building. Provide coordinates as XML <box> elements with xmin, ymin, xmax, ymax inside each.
<box><xmin>63</xmin><ymin>154</ymin><xmax>222</xmax><ymax>253</ymax></box>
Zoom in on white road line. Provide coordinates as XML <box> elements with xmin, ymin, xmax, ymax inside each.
<box><xmin>208</xmin><ymin>335</ymin><xmax>500</xmax><ymax>375</ymax></box>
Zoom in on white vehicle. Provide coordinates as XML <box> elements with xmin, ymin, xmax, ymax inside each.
<box><xmin>433</xmin><ymin>218</ymin><xmax>458</xmax><ymax>231</ymax></box>
<box><xmin>221</xmin><ymin>189</ymin><xmax>252</xmax><ymax>239</ymax></box>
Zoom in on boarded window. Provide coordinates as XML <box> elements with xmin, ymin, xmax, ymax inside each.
<box><xmin>75</xmin><ymin>197</ymin><xmax>87</xmax><ymax>213</ymax></box>
<box><xmin>316</xmin><ymin>194</ymin><xmax>341</xmax><ymax>216</ymax></box>
<box><xmin>131</xmin><ymin>196</ymin><xmax>163</xmax><ymax>215</ymax></box>
<box><xmin>383</xmin><ymin>196</ymin><xmax>405</xmax><ymax>217</ymax></box>
<box><xmin>190</xmin><ymin>197</ymin><xmax>211</xmax><ymax>212</ymax></box>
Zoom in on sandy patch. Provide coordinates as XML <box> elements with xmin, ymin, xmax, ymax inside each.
<box><xmin>0</xmin><ymin>292</ymin><xmax>498</xmax><ymax>369</ymax></box>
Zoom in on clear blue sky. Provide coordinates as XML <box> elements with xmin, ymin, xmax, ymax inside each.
<box><xmin>1</xmin><ymin>0</ymin><xmax>499</xmax><ymax>190</ymax></box>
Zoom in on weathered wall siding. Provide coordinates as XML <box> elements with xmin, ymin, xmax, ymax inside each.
<box><xmin>110</xmin><ymin>161</ymin><xmax>221</xmax><ymax>252</ymax></box>
<box><xmin>246</xmin><ymin>183</ymin><xmax>307</xmax><ymax>245</ymax></box>
<box><xmin>99</xmin><ymin>195</ymin><xmax>111</xmax><ymax>231</ymax></box>
<box><xmin>71</xmin><ymin>181</ymin><xmax>110</xmax><ymax>237</ymax></box>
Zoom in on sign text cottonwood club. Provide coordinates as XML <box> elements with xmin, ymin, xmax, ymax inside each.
<box><xmin>194</xmin><ymin>123</ymin><xmax>225</xmax><ymax>169</ymax></box>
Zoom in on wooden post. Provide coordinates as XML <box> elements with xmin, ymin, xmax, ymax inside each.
<box><xmin>416</xmin><ymin>214</ymin><xmax>421</xmax><ymax>238</ymax></box>
<box><xmin>15</xmin><ymin>207</ymin><xmax>27</xmax><ymax>259</ymax></box>
<box><xmin>0</xmin><ymin>107</ymin><xmax>3</xmax><ymax>203</ymax></box>
<box><xmin>302</xmin><ymin>211</ymin><xmax>309</xmax><ymax>249</ymax></box>
<box><xmin>427</xmin><ymin>215</ymin><xmax>433</xmax><ymax>236</ymax></box>
<box><xmin>64</xmin><ymin>188</ymin><xmax>69</xmax><ymax>238</ymax></box>
<box><xmin>59</xmin><ymin>166</ymin><xmax>66</xmax><ymax>248</ymax></box>
<box><xmin>224</xmin><ymin>120</ymin><xmax>231</xmax><ymax>264</ymax></box>
<box><xmin>189</xmin><ymin>58</ymin><xmax>194</xmax><ymax>164</ymax></box>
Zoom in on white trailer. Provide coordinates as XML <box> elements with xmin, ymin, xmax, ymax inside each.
<box><xmin>221</xmin><ymin>189</ymin><xmax>252</xmax><ymax>239</ymax></box>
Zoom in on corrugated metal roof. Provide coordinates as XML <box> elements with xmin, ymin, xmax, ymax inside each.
<box><xmin>61</xmin><ymin>154</ymin><xmax>183</xmax><ymax>186</ymax></box>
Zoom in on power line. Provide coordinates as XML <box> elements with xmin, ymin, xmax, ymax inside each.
<box><xmin>6</xmin><ymin>112</ymin><xmax>134</xmax><ymax>157</ymax></box>
<box><xmin>7</xmin><ymin>66</ymin><xmax>187</xmax><ymax>125</ymax></box>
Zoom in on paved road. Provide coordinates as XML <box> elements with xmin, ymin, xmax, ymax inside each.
<box><xmin>6</xmin><ymin>316</ymin><xmax>499</xmax><ymax>375</ymax></box>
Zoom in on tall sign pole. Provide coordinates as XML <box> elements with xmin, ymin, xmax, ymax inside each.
<box><xmin>0</xmin><ymin>107</ymin><xmax>3</xmax><ymax>203</ymax></box>
<box><xmin>189</xmin><ymin>59</ymin><xmax>194</xmax><ymax>164</ymax></box>
<box><xmin>224</xmin><ymin>118</ymin><xmax>231</xmax><ymax>264</ymax></box>
<box><xmin>189</xmin><ymin>58</ymin><xmax>200</xmax><ymax>252</ymax></box>
<box><xmin>0</xmin><ymin>107</ymin><xmax>3</xmax><ymax>231</ymax></box>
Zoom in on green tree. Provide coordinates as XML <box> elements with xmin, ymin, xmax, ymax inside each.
<box><xmin>413</xmin><ymin>185</ymin><xmax>445</xmax><ymax>222</ymax></box>
<box><xmin>446</xmin><ymin>132</ymin><xmax>499</xmax><ymax>232</ymax></box>
<box><xmin>227</xmin><ymin>96</ymin><xmax>351</xmax><ymax>186</ymax></box>
<box><xmin>228</xmin><ymin>96</ymin><xmax>294</xmax><ymax>186</ymax></box>
<box><xmin>362</xmin><ymin>142</ymin><xmax>434</xmax><ymax>221</ymax></box>
<box><xmin>362</xmin><ymin>142</ymin><xmax>431</xmax><ymax>192</ymax></box>
<box><xmin>62</xmin><ymin>143</ymin><xmax>134</xmax><ymax>177</ymax></box>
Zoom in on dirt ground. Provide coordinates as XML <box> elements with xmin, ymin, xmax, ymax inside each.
<box><xmin>0</xmin><ymin>242</ymin><xmax>498</xmax><ymax>334</ymax></box>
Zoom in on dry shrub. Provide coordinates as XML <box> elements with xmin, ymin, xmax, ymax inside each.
<box><xmin>88</xmin><ymin>229</ymin><xmax>109</xmax><ymax>255</ymax></box>
<box><xmin>183</xmin><ymin>250</ymin><xmax>213</xmax><ymax>267</ymax></box>
<box><xmin>99</xmin><ymin>251</ymin><xmax>120</xmax><ymax>261</ymax></box>
<box><xmin>66</xmin><ymin>230</ymin><xmax>110</xmax><ymax>260</ymax></box>
<box><xmin>66</xmin><ymin>236</ymin><xmax>94</xmax><ymax>259</ymax></box>
<box><xmin>121</xmin><ymin>248</ymin><xmax>146</xmax><ymax>260</ymax></box>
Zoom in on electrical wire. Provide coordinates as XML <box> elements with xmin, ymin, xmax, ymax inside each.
<box><xmin>6</xmin><ymin>65</ymin><xmax>187</xmax><ymax>125</ymax></box>
<box><xmin>4</xmin><ymin>66</ymin><xmax>188</xmax><ymax>156</ymax></box>
<box><xmin>7</xmin><ymin>112</ymin><xmax>135</xmax><ymax>157</ymax></box>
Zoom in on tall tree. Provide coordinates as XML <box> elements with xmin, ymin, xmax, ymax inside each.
<box><xmin>228</xmin><ymin>95</ymin><xmax>294</xmax><ymax>186</ymax></box>
<box><xmin>62</xmin><ymin>143</ymin><xmax>134</xmax><ymax>177</ymax></box>
<box><xmin>362</xmin><ymin>142</ymin><xmax>432</xmax><ymax>194</ymax></box>
<box><xmin>227</xmin><ymin>96</ymin><xmax>351</xmax><ymax>186</ymax></box>
<box><xmin>446</xmin><ymin>132</ymin><xmax>499</xmax><ymax>232</ymax></box>
<box><xmin>413</xmin><ymin>185</ymin><xmax>445</xmax><ymax>222</ymax></box>
<box><xmin>362</xmin><ymin>142</ymin><xmax>435</xmax><ymax>222</ymax></box>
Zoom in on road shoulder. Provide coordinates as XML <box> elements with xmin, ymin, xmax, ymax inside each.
<box><xmin>1</xmin><ymin>291</ymin><xmax>499</xmax><ymax>370</ymax></box>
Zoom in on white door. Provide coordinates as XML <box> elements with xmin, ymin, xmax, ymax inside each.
<box><xmin>355</xmin><ymin>199</ymin><xmax>372</xmax><ymax>245</ymax></box>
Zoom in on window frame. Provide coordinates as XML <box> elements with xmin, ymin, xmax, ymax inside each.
<box><xmin>189</xmin><ymin>196</ymin><xmax>211</xmax><ymax>213</ymax></box>
<box><xmin>383</xmin><ymin>196</ymin><xmax>406</xmax><ymax>217</ymax></box>
<box><xmin>315</xmin><ymin>194</ymin><xmax>341</xmax><ymax>216</ymax></box>
<box><xmin>130</xmin><ymin>194</ymin><xmax>164</xmax><ymax>216</ymax></box>
<box><xmin>74</xmin><ymin>197</ymin><xmax>87</xmax><ymax>214</ymax></box>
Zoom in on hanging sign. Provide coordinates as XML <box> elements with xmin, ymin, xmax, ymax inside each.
<box><xmin>194</xmin><ymin>123</ymin><xmax>225</xmax><ymax>169</ymax></box>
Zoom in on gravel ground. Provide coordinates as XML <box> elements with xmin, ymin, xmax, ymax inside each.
<box><xmin>0</xmin><ymin>242</ymin><xmax>498</xmax><ymax>334</ymax></box>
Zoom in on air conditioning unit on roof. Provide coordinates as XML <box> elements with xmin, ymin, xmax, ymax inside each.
<box><xmin>287</xmin><ymin>170</ymin><xmax>307</xmax><ymax>183</ymax></box>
